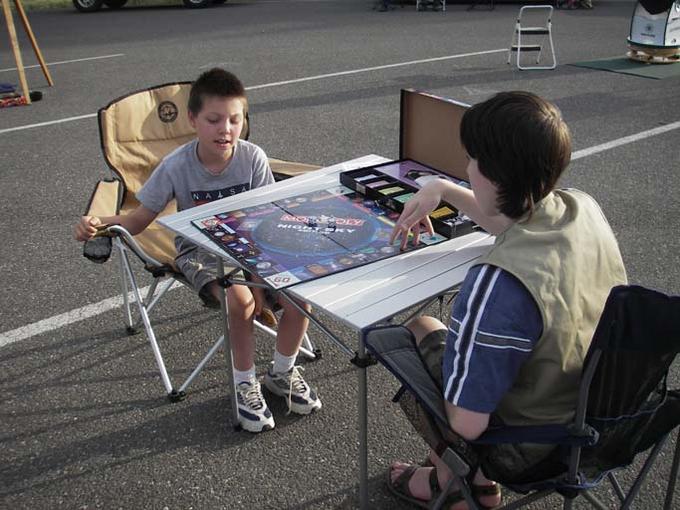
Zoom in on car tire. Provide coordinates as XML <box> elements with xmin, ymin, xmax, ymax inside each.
<box><xmin>212</xmin><ymin>0</ymin><xmax>228</xmax><ymax>3</ymax></box>
<box><xmin>73</xmin><ymin>0</ymin><xmax>104</xmax><ymax>11</ymax></box>
<box><xmin>183</xmin><ymin>0</ymin><xmax>211</xmax><ymax>7</ymax></box>
<box><xmin>104</xmin><ymin>0</ymin><xmax>128</xmax><ymax>8</ymax></box>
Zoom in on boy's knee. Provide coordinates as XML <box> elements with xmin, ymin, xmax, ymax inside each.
<box><xmin>227</xmin><ymin>286</ymin><xmax>254</xmax><ymax>311</ymax></box>
<box><xmin>278</xmin><ymin>295</ymin><xmax>311</xmax><ymax>314</ymax></box>
<box><xmin>406</xmin><ymin>316</ymin><xmax>446</xmax><ymax>345</ymax></box>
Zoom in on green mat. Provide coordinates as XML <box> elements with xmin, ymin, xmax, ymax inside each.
<box><xmin>571</xmin><ymin>57</ymin><xmax>680</xmax><ymax>80</ymax></box>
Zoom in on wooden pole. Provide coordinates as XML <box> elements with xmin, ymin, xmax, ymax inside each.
<box><xmin>1</xmin><ymin>0</ymin><xmax>31</xmax><ymax>104</ymax></box>
<box><xmin>12</xmin><ymin>0</ymin><xmax>53</xmax><ymax>86</ymax></box>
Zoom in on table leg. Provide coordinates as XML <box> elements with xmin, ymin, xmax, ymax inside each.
<box><xmin>217</xmin><ymin>260</ymin><xmax>239</xmax><ymax>428</ymax></box>
<box><xmin>358</xmin><ymin>329</ymin><xmax>369</xmax><ymax>509</ymax></box>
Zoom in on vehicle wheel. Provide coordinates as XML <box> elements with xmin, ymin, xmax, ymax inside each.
<box><xmin>183</xmin><ymin>0</ymin><xmax>211</xmax><ymax>7</ymax></box>
<box><xmin>73</xmin><ymin>0</ymin><xmax>104</xmax><ymax>11</ymax></box>
<box><xmin>104</xmin><ymin>0</ymin><xmax>128</xmax><ymax>8</ymax></box>
<box><xmin>213</xmin><ymin>0</ymin><xmax>228</xmax><ymax>3</ymax></box>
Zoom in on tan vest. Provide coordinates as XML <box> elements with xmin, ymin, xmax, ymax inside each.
<box><xmin>478</xmin><ymin>189</ymin><xmax>627</xmax><ymax>426</ymax></box>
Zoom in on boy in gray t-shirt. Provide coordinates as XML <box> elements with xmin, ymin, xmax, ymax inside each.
<box><xmin>75</xmin><ymin>68</ymin><xmax>321</xmax><ymax>433</ymax></box>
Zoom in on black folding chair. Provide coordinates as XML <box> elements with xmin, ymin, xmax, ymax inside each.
<box><xmin>366</xmin><ymin>285</ymin><xmax>680</xmax><ymax>509</ymax></box>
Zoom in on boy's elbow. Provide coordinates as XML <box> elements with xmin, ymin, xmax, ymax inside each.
<box><xmin>451</xmin><ymin>421</ymin><xmax>486</xmax><ymax>441</ymax></box>
<box><xmin>446</xmin><ymin>404</ymin><xmax>490</xmax><ymax>441</ymax></box>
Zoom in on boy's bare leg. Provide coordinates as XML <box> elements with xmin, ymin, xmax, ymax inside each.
<box><xmin>388</xmin><ymin>316</ymin><xmax>500</xmax><ymax>509</ymax></box>
<box><xmin>264</xmin><ymin>295</ymin><xmax>320</xmax><ymax>415</ymax></box>
<box><xmin>207</xmin><ymin>281</ymin><xmax>255</xmax><ymax>371</ymax></box>
<box><xmin>274</xmin><ymin>295</ymin><xmax>310</xmax><ymax>356</ymax></box>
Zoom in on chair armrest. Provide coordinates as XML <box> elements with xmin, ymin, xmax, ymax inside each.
<box><xmin>471</xmin><ymin>423</ymin><xmax>599</xmax><ymax>447</ymax></box>
<box><xmin>83</xmin><ymin>179</ymin><xmax>123</xmax><ymax>264</ymax></box>
<box><xmin>85</xmin><ymin>178</ymin><xmax>123</xmax><ymax>218</ymax></box>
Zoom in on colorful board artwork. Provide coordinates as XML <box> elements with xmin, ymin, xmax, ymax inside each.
<box><xmin>192</xmin><ymin>186</ymin><xmax>447</xmax><ymax>289</ymax></box>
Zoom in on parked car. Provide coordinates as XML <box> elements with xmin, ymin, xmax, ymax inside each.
<box><xmin>72</xmin><ymin>0</ymin><xmax>226</xmax><ymax>12</ymax></box>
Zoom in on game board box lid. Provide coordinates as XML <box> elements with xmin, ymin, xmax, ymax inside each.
<box><xmin>399</xmin><ymin>89</ymin><xmax>470</xmax><ymax>182</ymax></box>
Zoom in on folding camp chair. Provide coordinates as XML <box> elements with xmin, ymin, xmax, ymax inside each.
<box><xmin>366</xmin><ymin>284</ymin><xmax>680</xmax><ymax>509</ymax></box>
<box><xmin>83</xmin><ymin>82</ymin><xmax>322</xmax><ymax>402</ymax></box>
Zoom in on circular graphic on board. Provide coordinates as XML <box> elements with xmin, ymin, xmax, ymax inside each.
<box><xmin>250</xmin><ymin>202</ymin><xmax>380</xmax><ymax>258</ymax></box>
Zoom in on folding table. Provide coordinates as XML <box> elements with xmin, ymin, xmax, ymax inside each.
<box><xmin>158</xmin><ymin>154</ymin><xmax>494</xmax><ymax>509</ymax></box>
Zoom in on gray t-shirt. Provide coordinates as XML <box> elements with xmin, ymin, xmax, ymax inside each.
<box><xmin>137</xmin><ymin>138</ymin><xmax>274</xmax><ymax>255</ymax></box>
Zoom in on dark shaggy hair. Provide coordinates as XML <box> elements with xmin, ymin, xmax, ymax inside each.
<box><xmin>460</xmin><ymin>91</ymin><xmax>572</xmax><ymax>219</ymax></box>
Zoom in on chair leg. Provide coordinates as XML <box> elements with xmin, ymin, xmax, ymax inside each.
<box><xmin>622</xmin><ymin>433</ymin><xmax>669</xmax><ymax>509</ymax></box>
<box><xmin>580</xmin><ymin>491</ymin><xmax>608</xmax><ymax>510</ymax></box>
<box><xmin>608</xmin><ymin>472</ymin><xmax>626</xmax><ymax>503</ymax></box>
<box><xmin>121</xmin><ymin>250</ymin><xmax>177</xmax><ymax>399</ymax></box>
<box><xmin>115</xmin><ymin>240</ymin><xmax>136</xmax><ymax>334</ymax></box>
<box><xmin>144</xmin><ymin>276</ymin><xmax>177</xmax><ymax>314</ymax></box>
<box><xmin>663</xmin><ymin>429</ymin><xmax>680</xmax><ymax>510</ymax></box>
<box><xmin>300</xmin><ymin>332</ymin><xmax>321</xmax><ymax>360</ymax></box>
<box><xmin>179</xmin><ymin>335</ymin><xmax>224</xmax><ymax>393</ymax></box>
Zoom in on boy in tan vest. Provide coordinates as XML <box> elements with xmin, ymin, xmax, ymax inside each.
<box><xmin>387</xmin><ymin>91</ymin><xmax>626</xmax><ymax>509</ymax></box>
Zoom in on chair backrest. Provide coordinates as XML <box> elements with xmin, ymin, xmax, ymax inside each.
<box><xmin>580</xmin><ymin>285</ymin><xmax>680</xmax><ymax>471</ymax></box>
<box><xmin>98</xmin><ymin>81</ymin><xmax>250</xmax><ymax>198</ymax></box>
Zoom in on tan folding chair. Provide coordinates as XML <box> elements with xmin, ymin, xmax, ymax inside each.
<box><xmin>83</xmin><ymin>82</ymin><xmax>322</xmax><ymax>402</ymax></box>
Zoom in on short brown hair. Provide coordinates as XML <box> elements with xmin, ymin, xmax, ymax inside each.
<box><xmin>460</xmin><ymin>91</ymin><xmax>572</xmax><ymax>219</ymax></box>
<box><xmin>188</xmin><ymin>68</ymin><xmax>248</xmax><ymax>116</ymax></box>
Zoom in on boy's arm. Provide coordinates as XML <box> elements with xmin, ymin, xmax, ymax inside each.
<box><xmin>437</xmin><ymin>180</ymin><xmax>509</xmax><ymax>234</ymax></box>
<box><xmin>441</xmin><ymin>266</ymin><xmax>543</xmax><ymax>441</ymax></box>
<box><xmin>74</xmin><ymin>205</ymin><xmax>158</xmax><ymax>241</ymax></box>
<box><xmin>445</xmin><ymin>403</ymin><xmax>490</xmax><ymax>440</ymax></box>
<box><xmin>391</xmin><ymin>179</ymin><xmax>510</xmax><ymax>248</ymax></box>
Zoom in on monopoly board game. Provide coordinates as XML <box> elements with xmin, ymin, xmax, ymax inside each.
<box><xmin>192</xmin><ymin>186</ymin><xmax>447</xmax><ymax>289</ymax></box>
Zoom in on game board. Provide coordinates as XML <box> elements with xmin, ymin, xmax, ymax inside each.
<box><xmin>192</xmin><ymin>186</ymin><xmax>447</xmax><ymax>289</ymax></box>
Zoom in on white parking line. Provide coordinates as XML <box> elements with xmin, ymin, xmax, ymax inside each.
<box><xmin>2</xmin><ymin>121</ymin><xmax>680</xmax><ymax>347</ymax></box>
<box><xmin>0</xmin><ymin>285</ymin><xmax>169</xmax><ymax>348</ymax></box>
<box><xmin>0</xmin><ymin>113</ymin><xmax>98</xmax><ymax>135</ymax></box>
<box><xmin>1</xmin><ymin>118</ymin><xmax>679</xmax><ymax>348</ymax></box>
<box><xmin>0</xmin><ymin>49</ymin><xmax>505</xmax><ymax>136</ymax></box>
<box><xmin>571</xmin><ymin>120</ymin><xmax>680</xmax><ymax>160</ymax></box>
<box><xmin>245</xmin><ymin>49</ymin><xmax>507</xmax><ymax>91</ymax></box>
<box><xmin>0</xmin><ymin>53</ymin><xmax>125</xmax><ymax>73</ymax></box>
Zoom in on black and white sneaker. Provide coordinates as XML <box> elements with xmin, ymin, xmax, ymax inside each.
<box><xmin>236</xmin><ymin>379</ymin><xmax>275</xmax><ymax>433</ymax></box>
<box><xmin>264</xmin><ymin>365</ymin><xmax>322</xmax><ymax>415</ymax></box>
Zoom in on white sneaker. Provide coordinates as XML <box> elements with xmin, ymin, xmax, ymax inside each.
<box><xmin>264</xmin><ymin>365</ymin><xmax>322</xmax><ymax>415</ymax></box>
<box><xmin>236</xmin><ymin>379</ymin><xmax>275</xmax><ymax>433</ymax></box>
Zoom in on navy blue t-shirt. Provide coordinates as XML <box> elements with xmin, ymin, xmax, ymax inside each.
<box><xmin>442</xmin><ymin>264</ymin><xmax>543</xmax><ymax>413</ymax></box>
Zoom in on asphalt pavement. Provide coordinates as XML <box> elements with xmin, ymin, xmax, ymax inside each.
<box><xmin>1</xmin><ymin>0</ymin><xmax>679</xmax><ymax>508</ymax></box>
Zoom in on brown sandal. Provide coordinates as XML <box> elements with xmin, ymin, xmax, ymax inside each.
<box><xmin>392</xmin><ymin>460</ymin><xmax>502</xmax><ymax>509</ymax></box>
<box><xmin>386</xmin><ymin>464</ymin><xmax>467</xmax><ymax>508</ymax></box>
<box><xmin>472</xmin><ymin>483</ymin><xmax>502</xmax><ymax>509</ymax></box>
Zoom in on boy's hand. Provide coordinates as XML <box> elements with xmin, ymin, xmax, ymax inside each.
<box><xmin>390</xmin><ymin>183</ymin><xmax>440</xmax><ymax>249</ymax></box>
<box><xmin>252</xmin><ymin>287</ymin><xmax>266</xmax><ymax>317</ymax></box>
<box><xmin>74</xmin><ymin>216</ymin><xmax>102</xmax><ymax>242</ymax></box>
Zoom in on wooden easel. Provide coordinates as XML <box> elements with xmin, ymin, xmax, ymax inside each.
<box><xmin>1</xmin><ymin>0</ymin><xmax>53</xmax><ymax>105</ymax></box>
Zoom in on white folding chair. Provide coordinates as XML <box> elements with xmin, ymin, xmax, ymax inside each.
<box><xmin>508</xmin><ymin>5</ymin><xmax>557</xmax><ymax>70</ymax></box>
